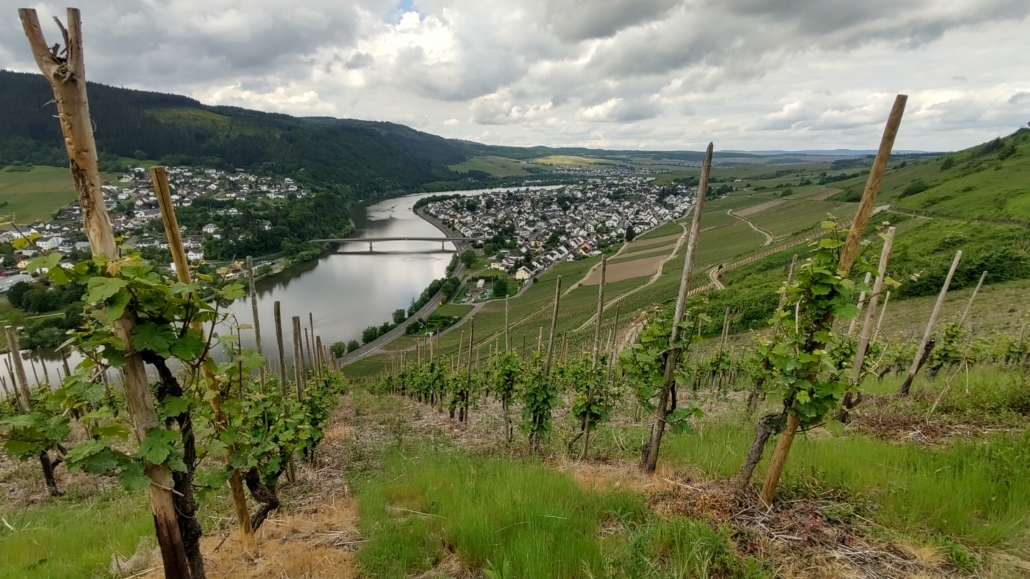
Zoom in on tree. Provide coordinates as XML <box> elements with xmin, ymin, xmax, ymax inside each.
<box><xmin>624</xmin><ymin>225</ymin><xmax>636</xmax><ymax>242</ymax></box>
<box><xmin>330</xmin><ymin>341</ymin><xmax>347</xmax><ymax>358</ymax></box>
<box><xmin>460</xmin><ymin>249</ymin><xmax>476</xmax><ymax>269</ymax></box>
<box><xmin>362</xmin><ymin>325</ymin><xmax>379</xmax><ymax>344</ymax></box>
<box><xmin>347</xmin><ymin>339</ymin><xmax>360</xmax><ymax>353</ymax></box>
<box><xmin>492</xmin><ymin>278</ymin><xmax>509</xmax><ymax>298</ymax></box>
<box><xmin>6</xmin><ymin>281</ymin><xmax>30</xmax><ymax>308</ymax></box>
<box><xmin>392</xmin><ymin>308</ymin><xmax>407</xmax><ymax>324</ymax></box>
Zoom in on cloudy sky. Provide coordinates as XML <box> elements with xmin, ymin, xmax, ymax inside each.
<box><xmin>1</xmin><ymin>0</ymin><xmax>1028</xmax><ymax>152</ymax></box>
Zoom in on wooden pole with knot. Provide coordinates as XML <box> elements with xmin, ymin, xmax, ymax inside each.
<box><xmin>18</xmin><ymin>8</ymin><xmax>192</xmax><ymax>578</ymax></box>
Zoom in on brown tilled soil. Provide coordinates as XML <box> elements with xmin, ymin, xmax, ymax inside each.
<box><xmin>735</xmin><ymin>199</ymin><xmax>788</xmax><ymax>217</ymax></box>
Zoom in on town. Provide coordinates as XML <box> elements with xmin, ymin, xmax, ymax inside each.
<box><xmin>0</xmin><ymin>166</ymin><xmax>311</xmax><ymax>290</ymax></box>
<box><xmin>421</xmin><ymin>177</ymin><xmax>696</xmax><ymax>282</ymax></box>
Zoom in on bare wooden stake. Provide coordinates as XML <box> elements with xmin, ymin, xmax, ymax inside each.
<box><xmin>762</xmin><ymin>95</ymin><xmax>907</xmax><ymax>507</ymax></box>
<box><xmin>899</xmin><ymin>250</ymin><xmax>962</xmax><ymax>395</ymax></box>
<box><xmin>847</xmin><ymin>272</ymin><xmax>874</xmax><ymax>338</ymax></box>
<box><xmin>292</xmin><ymin>316</ymin><xmax>305</xmax><ymax>398</ymax></box>
<box><xmin>958</xmin><ymin>270</ymin><xmax>987</xmax><ymax>328</ymax></box>
<box><xmin>153</xmin><ymin>166</ymin><xmax>253</xmax><ymax>539</ymax></box>
<box><xmin>874</xmin><ymin>290</ymin><xmax>891</xmax><ymax>342</ymax></box>
<box><xmin>19</xmin><ymin>8</ymin><xmax>193</xmax><ymax>575</ymax></box>
<box><xmin>641</xmin><ymin>143</ymin><xmax>713</xmax><ymax>474</ymax></box>
<box><xmin>504</xmin><ymin>295</ymin><xmax>510</xmax><ymax>351</ymax></box>
<box><xmin>544</xmin><ymin>276</ymin><xmax>563</xmax><ymax>373</ymax></box>
<box><xmin>246</xmin><ymin>257</ymin><xmax>266</xmax><ymax>391</ymax></box>
<box><xmin>274</xmin><ymin>302</ymin><xmax>288</xmax><ymax>396</ymax></box>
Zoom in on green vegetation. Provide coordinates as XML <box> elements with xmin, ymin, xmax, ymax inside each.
<box><xmin>0</xmin><ymin>166</ymin><xmax>113</xmax><ymax>224</ymax></box>
<box><xmin>0</xmin><ymin>491</ymin><xmax>153</xmax><ymax>579</ymax></box>
<box><xmin>357</xmin><ymin>447</ymin><xmax>766</xmax><ymax>579</ymax></box>
<box><xmin>449</xmin><ymin>155</ymin><xmax>551</xmax><ymax>177</ymax></box>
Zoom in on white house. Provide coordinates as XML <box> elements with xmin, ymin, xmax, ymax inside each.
<box><xmin>202</xmin><ymin>224</ymin><xmax>218</xmax><ymax>234</ymax></box>
<box><xmin>187</xmin><ymin>250</ymin><xmax>204</xmax><ymax>262</ymax></box>
<box><xmin>514</xmin><ymin>266</ymin><xmax>534</xmax><ymax>281</ymax></box>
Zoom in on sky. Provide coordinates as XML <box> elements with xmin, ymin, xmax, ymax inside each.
<box><xmin>1</xmin><ymin>0</ymin><xmax>1028</xmax><ymax>152</ymax></box>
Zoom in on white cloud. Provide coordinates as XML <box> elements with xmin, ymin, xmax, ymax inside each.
<box><xmin>1</xmin><ymin>0</ymin><xmax>1028</xmax><ymax>150</ymax></box>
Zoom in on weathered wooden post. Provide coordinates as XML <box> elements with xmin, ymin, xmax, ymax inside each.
<box><xmin>292</xmin><ymin>316</ymin><xmax>305</xmax><ymax>398</ymax></box>
<box><xmin>246</xmin><ymin>257</ymin><xmax>266</xmax><ymax>391</ymax></box>
<box><xmin>274</xmin><ymin>302</ymin><xmax>288</xmax><ymax>396</ymax></box>
<box><xmin>6</xmin><ymin>328</ymin><xmax>61</xmax><ymax>496</ymax></box>
<box><xmin>958</xmin><ymin>270</ymin><xmax>987</xmax><ymax>328</ymax></box>
<box><xmin>898</xmin><ymin>250</ymin><xmax>962</xmax><ymax>395</ymax></box>
<box><xmin>544</xmin><ymin>276</ymin><xmax>563</xmax><ymax>373</ymax></box>
<box><xmin>580</xmin><ymin>254</ymin><xmax>607</xmax><ymax>460</ymax></box>
<box><xmin>18</xmin><ymin>8</ymin><xmax>192</xmax><ymax>576</ymax></box>
<box><xmin>761</xmin><ymin>95</ymin><xmax>907</xmax><ymax>506</ymax></box>
<box><xmin>640</xmin><ymin>143</ymin><xmax>712</xmax><ymax>474</ymax></box>
<box><xmin>152</xmin><ymin>166</ymin><xmax>253</xmax><ymax>538</ymax></box>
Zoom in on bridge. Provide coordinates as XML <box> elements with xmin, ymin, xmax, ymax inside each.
<box><xmin>312</xmin><ymin>237</ymin><xmax>475</xmax><ymax>252</ymax></box>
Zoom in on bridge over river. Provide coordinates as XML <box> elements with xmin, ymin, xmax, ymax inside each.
<box><xmin>312</xmin><ymin>237</ymin><xmax>474</xmax><ymax>252</ymax></box>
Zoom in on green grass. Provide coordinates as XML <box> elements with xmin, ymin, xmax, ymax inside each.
<box><xmin>0</xmin><ymin>166</ymin><xmax>89</xmax><ymax>223</ymax></box>
<box><xmin>0</xmin><ymin>491</ymin><xmax>153</xmax><ymax>579</ymax></box>
<box><xmin>659</xmin><ymin>415</ymin><xmax>1030</xmax><ymax>551</ymax></box>
<box><xmin>356</xmin><ymin>446</ymin><xmax>767</xmax><ymax>578</ymax></box>
<box><xmin>448</xmin><ymin>156</ymin><xmax>550</xmax><ymax>177</ymax></box>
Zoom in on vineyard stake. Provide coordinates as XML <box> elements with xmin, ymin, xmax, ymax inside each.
<box><xmin>761</xmin><ymin>94</ymin><xmax>907</xmax><ymax>507</ymax></box>
<box><xmin>153</xmin><ymin>166</ymin><xmax>254</xmax><ymax>538</ymax></box>
<box><xmin>304</xmin><ymin>328</ymin><xmax>313</xmax><ymax>378</ymax></box>
<box><xmin>504</xmin><ymin>295</ymin><xmax>510</xmax><ymax>351</ymax></box>
<box><xmin>641</xmin><ymin>142</ymin><xmax>713</xmax><ymax>474</ymax></box>
<box><xmin>840</xmin><ymin>227</ymin><xmax>896</xmax><ymax>421</ymax></box>
<box><xmin>958</xmin><ymin>270</ymin><xmax>987</xmax><ymax>328</ymax></box>
<box><xmin>274</xmin><ymin>302</ymin><xmax>288</xmax><ymax>395</ymax></box>
<box><xmin>246</xmin><ymin>257</ymin><xmax>266</xmax><ymax>392</ymax></box>
<box><xmin>292</xmin><ymin>316</ymin><xmax>305</xmax><ymax>398</ymax></box>
<box><xmin>545</xmin><ymin>276</ymin><xmax>563</xmax><ymax>373</ymax></box>
<box><xmin>308</xmin><ymin>313</ymin><xmax>316</xmax><ymax>369</ymax></box>
<box><xmin>465</xmin><ymin>318</ymin><xmax>474</xmax><ymax>422</ymax></box>
<box><xmin>18</xmin><ymin>8</ymin><xmax>193</xmax><ymax>575</ymax></box>
<box><xmin>581</xmin><ymin>254</ymin><xmax>607</xmax><ymax>460</ymax></box>
<box><xmin>847</xmin><ymin>272</ymin><xmax>874</xmax><ymax>338</ymax></box>
<box><xmin>899</xmin><ymin>250</ymin><xmax>962</xmax><ymax>395</ymax></box>
<box><xmin>6</xmin><ymin>328</ymin><xmax>61</xmax><ymax>497</ymax></box>
<box><xmin>874</xmin><ymin>290</ymin><xmax>891</xmax><ymax>343</ymax></box>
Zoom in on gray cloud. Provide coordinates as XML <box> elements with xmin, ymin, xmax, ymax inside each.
<box><xmin>0</xmin><ymin>0</ymin><xmax>1028</xmax><ymax>150</ymax></box>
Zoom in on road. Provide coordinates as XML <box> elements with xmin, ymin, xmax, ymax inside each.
<box><xmin>727</xmin><ymin>208</ymin><xmax>774</xmax><ymax>246</ymax></box>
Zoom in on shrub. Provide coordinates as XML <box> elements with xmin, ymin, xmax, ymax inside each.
<box><xmin>898</xmin><ymin>179</ymin><xmax>931</xmax><ymax>198</ymax></box>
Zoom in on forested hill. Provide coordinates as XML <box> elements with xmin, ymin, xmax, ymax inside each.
<box><xmin>0</xmin><ymin>69</ymin><xmax>473</xmax><ymax>198</ymax></box>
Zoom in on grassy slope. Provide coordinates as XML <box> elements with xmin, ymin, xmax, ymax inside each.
<box><xmin>448</xmin><ymin>156</ymin><xmax>551</xmax><ymax>177</ymax></box>
<box><xmin>0</xmin><ymin>167</ymin><xmax>85</xmax><ymax>224</ymax></box>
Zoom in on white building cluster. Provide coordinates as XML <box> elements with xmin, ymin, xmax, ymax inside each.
<box><xmin>423</xmin><ymin>178</ymin><xmax>694</xmax><ymax>280</ymax></box>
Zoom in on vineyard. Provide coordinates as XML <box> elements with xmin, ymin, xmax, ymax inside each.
<box><xmin>3</xmin><ymin>7</ymin><xmax>1030</xmax><ymax>579</ymax></box>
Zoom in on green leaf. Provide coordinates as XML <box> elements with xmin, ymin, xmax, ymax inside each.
<box><xmin>3</xmin><ymin>439</ymin><xmax>38</xmax><ymax>458</ymax></box>
<box><xmin>105</xmin><ymin>290</ymin><xmax>132</xmax><ymax>323</ymax></box>
<box><xmin>118</xmin><ymin>462</ymin><xmax>150</xmax><ymax>491</ymax></box>
<box><xmin>92</xmin><ymin>423</ymin><xmax>130</xmax><ymax>440</ymax></box>
<box><xmin>169</xmin><ymin>282</ymin><xmax>200</xmax><ymax>296</ymax></box>
<box><xmin>136</xmin><ymin>427</ymin><xmax>179</xmax><ymax>465</ymax></box>
<box><xmin>65</xmin><ymin>439</ymin><xmax>109</xmax><ymax>466</ymax></box>
<box><xmin>132</xmin><ymin>322</ymin><xmax>176</xmax><ymax>357</ymax></box>
<box><xmin>86</xmin><ymin>276</ymin><xmax>129</xmax><ymax>303</ymax></box>
<box><xmin>48</xmin><ymin>265</ymin><xmax>69</xmax><ymax>285</ymax></box>
<box><xmin>239</xmin><ymin>349</ymin><xmax>265</xmax><ymax>370</ymax></box>
<box><xmin>169</xmin><ymin>332</ymin><xmax>206</xmax><ymax>361</ymax></box>
<box><xmin>218</xmin><ymin>284</ymin><xmax>245</xmax><ymax>300</ymax></box>
<box><xmin>159</xmin><ymin>396</ymin><xmax>191</xmax><ymax>420</ymax></box>
<box><xmin>206</xmin><ymin>438</ymin><xmax>229</xmax><ymax>458</ymax></box>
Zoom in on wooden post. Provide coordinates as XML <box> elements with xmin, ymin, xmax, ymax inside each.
<box><xmin>874</xmin><ymin>291</ymin><xmax>891</xmax><ymax>342</ymax></box>
<box><xmin>152</xmin><ymin>166</ymin><xmax>253</xmax><ymax>538</ymax></box>
<box><xmin>761</xmin><ymin>95</ymin><xmax>907</xmax><ymax>507</ymax></box>
<box><xmin>246</xmin><ymin>257</ymin><xmax>265</xmax><ymax>391</ymax></box>
<box><xmin>304</xmin><ymin>327</ymin><xmax>313</xmax><ymax>376</ymax></box>
<box><xmin>18</xmin><ymin>9</ymin><xmax>193</xmax><ymax>576</ymax></box>
<box><xmin>61</xmin><ymin>348</ymin><xmax>72</xmax><ymax>382</ymax></box>
<box><xmin>504</xmin><ymin>295</ymin><xmax>510</xmax><ymax>352</ymax></box>
<box><xmin>544</xmin><ymin>276</ymin><xmax>563</xmax><ymax>373</ymax></box>
<box><xmin>308</xmin><ymin>313</ymin><xmax>316</xmax><ymax>369</ymax></box>
<box><xmin>852</xmin><ymin>228</ymin><xmax>896</xmax><ymax>379</ymax></box>
<box><xmin>464</xmin><ymin>318</ymin><xmax>474</xmax><ymax>422</ymax></box>
<box><xmin>641</xmin><ymin>143</ymin><xmax>713</xmax><ymax>474</ymax></box>
<box><xmin>582</xmin><ymin>254</ymin><xmax>607</xmax><ymax>460</ymax></box>
<box><xmin>37</xmin><ymin>347</ymin><xmax>50</xmax><ymax>387</ymax></box>
<box><xmin>899</xmin><ymin>250</ymin><xmax>962</xmax><ymax>395</ymax></box>
<box><xmin>292</xmin><ymin>317</ymin><xmax>305</xmax><ymax>398</ymax></box>
<box><xmin>958</xmin><ymin>270</ymin><xmax>987</xmax><ymax>328</ymax></box>
<box><xmin>537</xmin><ymin>327</ymin><xmax>543</xmax><ymax>354</ymax></box>
<box><xmin>315</xmin><ymin>336</ymin><xmax>324</xmax><ymax>380</ymax></box>
<box><xmin>847</xmin><ymin>272</ymin><xmax>873</xmax><ymax>338</ymax></box>
<box><xmin>274</xmin><ymin>302</ymin><xmax>288</xmax><ymax>396</ymax></box>
<box><xmin>6</xmin><ymin>331</ymin><xmax>32</xmax><ymax>413</ymax></box>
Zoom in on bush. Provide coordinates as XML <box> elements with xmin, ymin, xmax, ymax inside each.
<box><xmin>940</xmin><ymin>157</ymin><xmax>955</xmax><ymax>171</ymax></box>
<box><xmin>898</xmin><ymin>179</ymin><xmax>931</xmax><ymax>198</ymax></box>
<box><xmin>330</xmin><ymin>341</ymin><xmax>347</xmax><ymax>358</ymax></box>
<box><xmin>347</xmin><ymin>339</ymin><xmax>360</xmax><ymax>353</ymax></box>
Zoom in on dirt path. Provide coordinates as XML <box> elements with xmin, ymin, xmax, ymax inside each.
<box><xmin>727</xmin><ymin>208</ymin><xmax>773</xmax><ymax>246</ymax></box>
<box><xmin>707</xmin><ymin>265</ymin><xmax>725</xmax><ymax>290</ymax></box>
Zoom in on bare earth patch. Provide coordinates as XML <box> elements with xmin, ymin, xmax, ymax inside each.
<box><xmin>735</xmin><ymin>199</ymin><xmax>787</xmax><ymax>217</ymax></box>
<box><xmin>581</xmin><ymin>255</ymin><xmax>667</xmax><ymax>284</ymax></box>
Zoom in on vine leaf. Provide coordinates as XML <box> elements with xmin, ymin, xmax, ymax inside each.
<box><xmin>239</xmin><ymin>349</ymin><xmax>265</xmax><ymax>370</ymax></box>
<box><xmin>133</xmin><ymin>322</ymin><xmax>176</xmax><ymax>357</ymax></box>
<box><xmin>118</xmin><ymin>462</ymin><xmax>150</xmax><ymax>490</ymax></box>
<box><xmin>86</xmin><ymin>276</ymin><xmax>129</xmax><ymax>303</ymax></box>
<box><xmin>105</xmin><ymin>290</ymin><xmax>132</xmax><ymax>323</ymax></box>
<box><xmin>170</xmin><ymin>332</ymin><xmax>206</xmax><ymax>361</ymax></box>
<box><xmin>136</xmin><ymin>427</ymin><xmax>180</xmax><ymax>466</ymax></box>
<box><xmin>158</xmin><ymin>396</ymin><xmax>191</xmax><ymax>420</ymax></box>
